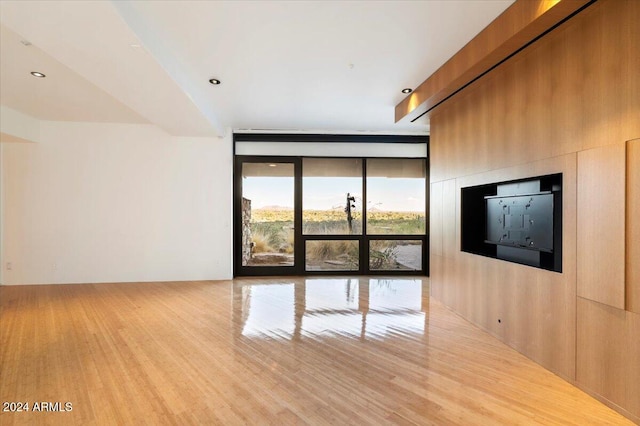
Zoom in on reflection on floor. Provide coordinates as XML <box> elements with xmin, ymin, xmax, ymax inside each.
<box><xmin>237</xmin><ymin>278</ymin><xmax>425</xmax><ymax>339</ymax></box>
<box><xmin>0</xmin><ymin>277</ymin><xmax>633</xmax><ymax>425</ymax></box>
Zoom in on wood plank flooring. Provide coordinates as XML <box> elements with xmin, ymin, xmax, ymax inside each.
<box><xmin>0</xmin><ymin>277</ymin><xmax>633</xmax><ymax>425</ymax></box>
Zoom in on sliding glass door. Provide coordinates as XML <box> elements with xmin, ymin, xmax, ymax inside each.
<box><xmin>234</xmin><ymin>156</ymin><xmax>427</xmax><ymax>276</ymax></box>
<box><xmin>236</xmin><ymin>158</ymin><xmax>299</xmax><ymax>275</ymax></box>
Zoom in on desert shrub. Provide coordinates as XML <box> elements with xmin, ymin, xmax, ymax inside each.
<box><xmin>302</xmin><ymin>219</ymin><xmax>362</xmax><ymax>235</ymax></box>
<box><xmin>284</xmin><ymin>228</ymin><xmax>295</xmax><ymax>254</ymax></box>
<box><xmin>251</xmin><ymin>231</ymin><xmax>273</xmax><ymax>253</ymax></box>
<box><xmin>369</xmin><ymin>240</ymin><xmax>399</xmax><ymax>269</ymax></box>
<box><xmin>251</xmin><ymin>221</ymin><xmax>293</xmax><ymax>254</ymax></box>
<box><xmin>366</xmin><ymin>214</ymin><xmax>425</xmax><ymax>234</ymax></box>
<box><xmin>306</xmin><ymin>240</ymin><xmax>358</xmax><ymax>261</ymax></box>
<box><xmin>308</xmin><ymin>241</ymin><xmax>333</xmax><ymax>260</ymax></box>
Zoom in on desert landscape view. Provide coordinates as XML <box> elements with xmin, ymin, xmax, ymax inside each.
<box><xmin>245</xmin><ymin>207</ymin><xmax>424</xmax><ymax>270</ymax></box>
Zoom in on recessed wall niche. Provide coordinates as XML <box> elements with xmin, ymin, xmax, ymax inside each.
<box><xmin>461</xmin><ymin>174</ymin><xmax>562</xmax><ymax>272</ymax></box>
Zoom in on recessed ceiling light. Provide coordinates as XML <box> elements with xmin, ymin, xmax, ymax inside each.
<box><xmin>268</xmin><ymin>164</ymin><xmax>277</xmax><ymax>167</ymax></box>
<box><xmin>209</xmin><ymin>78</ymin><xmax>221</xmax><ymax>85</ymax></box>
<box><xmin>401</xmin><ymin>88</ymin><xmax>412</xmax><ymax>94</ymax></box>
<box><xmin>130</xmin><ymin>43</ymin><xmax>142</xmax><ymax>48</ymax></box>
<box><xmin>30</xmin><ymin>72</ymin><xmax>46</xmax><ymax>78</ymax></box>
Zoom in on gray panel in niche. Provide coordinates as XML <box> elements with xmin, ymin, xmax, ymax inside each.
<box><xmin>460</xmin><ymin>173</ymin><xmax>562</xmax><ymax>272</ymax></box>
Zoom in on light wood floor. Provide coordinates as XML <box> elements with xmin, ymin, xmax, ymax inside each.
<box><xmin>0</xmin><ymin>277</ymin><xmax>633</xmax><ymax>425</ymax></box>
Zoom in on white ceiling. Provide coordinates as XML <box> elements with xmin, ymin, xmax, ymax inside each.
<box><xmin>0</xmin><ymin>25</ymin><xmax>148</xmax><ymax>124</ymax></box>
<box><xmin>0</xmin><ymin>0</ymin><xmax>514</xmax><ymax>137</ymax></box>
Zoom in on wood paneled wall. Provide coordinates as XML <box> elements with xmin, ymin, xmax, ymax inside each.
<box><xmin>577</xmin><ymin>299</ymin><xmax>640</xmax><ymax>421</ymax></box>
<box><xmin>627</xmin><ymin>139</ymin><xmax>640</xmax><ymax>315</ymax></box>
<box><xmin>577</xmin><ymin>143</ymin><xmax>626</xmax><ymax>309</ymax></box>
<box><xmin>430</xmin><ymin>155</ymin><xmax>578</xmax><ymax>380</ymax></box>
<box><xmin>429</xmin><ymin>0</ymin><xmax>639</xmax><ymax>421</ymax></box>
<box><xmin>430</xmin><ymin>0</ymin><xmax>640</xmax><ymax>183</ymax></box>
<box><xmin>395</xmin><ymin>0</ymin><xmax>592</xmax><ymax>123</ymax></box>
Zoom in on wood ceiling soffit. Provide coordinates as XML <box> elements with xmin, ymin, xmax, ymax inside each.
<box><xmin>395</xmin><ymin>0</ymin><xmax>593</xmax><ymax>123</ymax></box>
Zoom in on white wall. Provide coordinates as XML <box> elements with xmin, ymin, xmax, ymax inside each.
<box><xmin>1</xmin><ymin>121</ymin><xmax>233</xmax><ymax>285</ymax></box>
<box><xmin>0</xmin><ymin>106</ymin><xmax>41</xmax><ymax>144</ymax></box>
<box><xmin>0</xmin><ymin>143</ymin><xmax>4</xmax><ymax>284</ymax></box>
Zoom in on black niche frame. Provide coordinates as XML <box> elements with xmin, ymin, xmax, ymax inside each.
<box><xmin>461</xmin><ymin>173</ymin><xmax>563</xmax><ymax>272</ymax></box>
<box><xmin>233</xmin><ymin>133</ymin><xmax>429</xmax><ymax>277</ymax></box>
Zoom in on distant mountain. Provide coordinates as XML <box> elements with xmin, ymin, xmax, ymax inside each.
<box><xmin>255</xmin><ymin>205</ymin><xmax>293</xmax><ymax>211</ymax></box>
<box><xmin>368</xmin><ymin>206</ymin><xmax>384</xmax><ymax>212</ymax></box>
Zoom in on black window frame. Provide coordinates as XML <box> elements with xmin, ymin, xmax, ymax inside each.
<box><xmin>233</xmin><ymin>133</ymin><xmax>430</xmax><ymax>277</ymax></box>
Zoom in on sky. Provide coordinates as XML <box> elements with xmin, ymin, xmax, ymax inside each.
<box><xmin>243</xmin><ymin>176</ymin><xmax>425</xmax><ymax>212</ymax></box>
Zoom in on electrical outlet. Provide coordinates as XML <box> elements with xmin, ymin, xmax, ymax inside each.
<box><xmin>6</xmin><ymin>262</ymin><xmax>12</xmax><ymax>271</ymax></box>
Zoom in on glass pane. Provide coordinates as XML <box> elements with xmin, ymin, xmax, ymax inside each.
<box><xmin>303</xmin><ymin>158</ymin><xmax>362</xmax><ymax>235</ymax></box>
<box><xmin>369</xmin><ymin>240</ymin><xmax>423</xmax><ymax>271</ymax></box>
<box><xmin>305</xmin><ymin>240</ymin><xmax>359</xmax><ymax>271</ymax></box>
<box><xmin>366</xmin><ymin>158</ymin><xmax>426</xmax><ymax>235</ymax></box>
<box><xmin>241</xmin><ymin>163</ymin><xmax>294</xmax><ymax>267</ymax></box>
